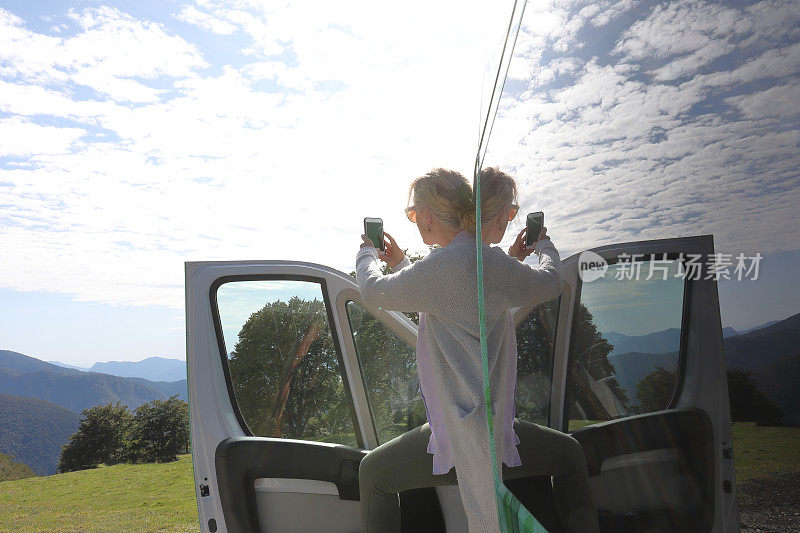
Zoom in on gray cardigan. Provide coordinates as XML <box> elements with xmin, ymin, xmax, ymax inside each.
<box><xmin>356</xmin><ymin>231</ymin><xmax>562</xmax><ymax>532</ymax></box>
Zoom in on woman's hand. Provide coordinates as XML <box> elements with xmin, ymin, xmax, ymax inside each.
<box><xmin>508</xmin><ymin>228</ymin><xmax>535</xmax><ymax>261</ymax></box>
<box><xmin>379</xmin><ymin>232</ymin><xmax>405</xmax><ymax>269</ymax></box>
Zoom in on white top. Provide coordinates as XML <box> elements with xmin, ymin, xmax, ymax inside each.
<box><xmin>356</xmin><ymin>231</ymin><xmax>562</xmax><ymax>532</ymax></box>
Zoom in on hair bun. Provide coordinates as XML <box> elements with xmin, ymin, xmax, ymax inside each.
<box><xmin>459</xmin><ymin>207</ymin><xmax>477</xmax><ymax>235</ymax></box>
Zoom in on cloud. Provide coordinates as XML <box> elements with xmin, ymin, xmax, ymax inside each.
<box><xmin>726</xmin><ymin>83</ymin><xmax>800</xmax><ymax>119</ymax></box>
<box><xmin>1</xmin><ymin>0</ymin><xmax>798</xmax><ymax>310</ymax></box>
<box><xmin>485</xmin><ymin>0</ymin><xmax>800</xmax><ymax>261</ymax></box>
<box><xmin>174</xmin><ymin>5</ymin><xmax>237</xmax><ymax>35</ymax></box>
<box><xmin>591</xmin><ymin>0</ymin><xmax>641</xmax><ymax>27</ymax></box>
<box><xmin>1</xmin><ymin>6</ymin><xmax>207</xmax><ymax>102</ymax></box>
<box><xmin>0</xmin><ymin>116</ymin><xmax>85</xmax><ymax>157</ymax></box>
<box><xmin>0</xmin><ymin>2</ymin><xmax>501</xmax><ymax>307</ymax></box>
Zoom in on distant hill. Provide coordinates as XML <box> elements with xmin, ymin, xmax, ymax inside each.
<box><xmin>0</xmin><ymin>351</ymin><xmax>187</xmax><ymax>414</ymax></box>
<box><xmin>0</xmin><ymin>367</ymin><xmax>169</xmax><ymax>415</ymax></box>
<box><xmin>722</xmin><ymin>327</ymin><xmax>740</xmax><ymax>338</ymax></box>
<box><xmin>602</xmin><ymin>317</ymin><xmax>786</xmax><ymax>354</ymax></box>
<box><xmin>0</xmin><ymin>393</ymin><xmax>80</xmax><ymax>475</ymax></box>
<box><xmin>47</xmin><ymin>360</ymin><xmax>89</xmax><ymax>371</ymax></box>
<box><xmin>724</xmin><ymin>313</ymin><xmax>800</xmax><ymax>372</ymax></box>
<box><xmin>602</xmin><ymin>328</ymin><xmax>681</xmax><ymax>356</ymax></box>
<box><xmin>743</xmin><ymin>319</ymin><xmax>781</xmax><ymax>334</ymax></box>
<box><xmin>128</xmin><ymin>377</ymin><xmax>188</xmax><ymax>400</ymax></box>
<box><xmin>0</xmin><ymin>350</ymin><xmax>83</xmax><ymax>376</ymax></box>
<box><xmin>756</xmin><ymin>353</ymin><xmax>800</xmax><ymax>427</ymax></box>
<box><xmin>89</xmin><ymin>357</ymin><xmax>186</xmax><ymax>382</ymax></box>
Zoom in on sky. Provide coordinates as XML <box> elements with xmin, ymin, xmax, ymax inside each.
<box><xmin>0</xmin><ymin>0</ymin><xmax>798</xmax><ymax>365</ymax></box>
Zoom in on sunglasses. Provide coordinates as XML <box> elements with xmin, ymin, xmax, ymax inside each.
<box><xmin>507</xmin><ymin>204</ymin><xmax>519</xmax><ymax>221</ymax></box>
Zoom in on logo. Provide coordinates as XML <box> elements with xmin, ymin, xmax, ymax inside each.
<box><xmin>578</xmin><ymin>251</ymin><xmax>608</xmax><ymax>282</ymax></box>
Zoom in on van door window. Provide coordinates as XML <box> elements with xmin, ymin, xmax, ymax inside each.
<box><xmin>514</xmin><ymin>296</ymin><xmax>560</xmax><ymax>426</ymax></box>
<box><xmin>347</xmin><ymin>296</ymin><xmax>561</xmax><ymax>444</ymax></box>
<box><xmin>566</xmin><ymin>258</ymin><xmax>686</xmax><ymax>430</ymax></box>
<box><xmin>345</xmin><ymin>301</ymin><xmax>424</xmax><ymax>445</ymax></box>
<box><xmin>215</xmin><ymin>279</ymin><xmax>358</xmax><ymax>446</ymax></box>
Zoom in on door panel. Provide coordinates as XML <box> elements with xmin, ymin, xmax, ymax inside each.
<box><xmin>572</xmin><ymin>408</ymin><xmax>714</xmax><ymax>532</ymax></box>
<box><xmin>215</xmin><ymin>437</ymin><xmax>365</xmax><ymax>532</ymax></box>
<box><xmin>554</xmin><ymin>235</ymin><xmax>738</xmax><ymax>532</ymax></box>
<box><xmin>187</xmin><ymin>261</ymin><xmax>376</xmax><ymax>533</ymax></box>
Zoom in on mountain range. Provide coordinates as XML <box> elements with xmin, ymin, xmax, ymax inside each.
<box><xmin>600</xmin><ymin>313</ymin><xmax>800</xmax><ymax>426</ymax></box>
<box><xmin>0</xmin><ymin>350</ymin><xmax>188</xmax><ymax>475</ymax></box>
<box><xmin>47</xmin><ymin>356</ymin><xmax>186</xmax><ymax>382</ymax></box>
<box><xmin>0</xmin><ymin>351</ymin><xmax>187</xmax><ymax>414</ymax></box>
<box><xmin>601</xmin><ymin>317</ymin><xmax>783</xmax><ymax>356</ymax></box>
<box><xmin>0</xmin><ymin>393</ymin><xmax>80</xmax><ymax>475</ymax></box>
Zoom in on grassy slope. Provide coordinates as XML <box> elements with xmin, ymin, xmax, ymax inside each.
<box><xmin>0</xmin><ymin>455</ymin><xmax>199</xmax><ymax>533</ymax></box>
<box><xmin>732</xmin><ymin>422</ymin><xmax>800</xmax><ymax>483</ymax></box>
<box><xmin>0</xmin><ymin>423</ymin><xmax>797</xmax><ymax>532</ymax></box>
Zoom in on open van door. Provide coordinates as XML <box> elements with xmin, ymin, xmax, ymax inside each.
<box><xmin>186</xmin><ymin>260</ymin><xmax>459</xmax><ymax>533</ymax></box>
<box><xmin>545</xmin><ymin>234</ymin><xmax>738</xmax><ymax>532</ymax></box>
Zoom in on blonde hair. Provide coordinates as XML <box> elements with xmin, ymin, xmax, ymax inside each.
<box><xmin>408</xmin><ymin>168</ymin><xmax>476</xmax><ymax>234</ymax></box>
<box><xmin>477</xmin><ymin>166</ymin><xmax>518</xmax><ymax>224</ymax></box>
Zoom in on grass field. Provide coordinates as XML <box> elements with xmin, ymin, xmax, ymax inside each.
<box><xmin>0</xmin><ymin>423</ymin><xmax>798</xmax><ymax>532</ymax></box>
<box><xmin>731</xmin><ymin>422</ymin><xmax>800</xmax><ymax>483</ymax></box>
<box><xmin>0</xmin><ymin>455</ymin><xmax>199</xmax><ymax>532</ymax></box>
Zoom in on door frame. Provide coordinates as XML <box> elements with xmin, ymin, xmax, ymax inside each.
<box><xmin>548</xmin><ymin>234</ymin><xmax>738</xmax><ymax>532</ymax></box>
<box><xmin>187</xmin><ymin>260</ymin><xmax>421</xmax><ymax>532</ymax></box>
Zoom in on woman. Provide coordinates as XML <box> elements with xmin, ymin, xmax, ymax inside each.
<box><xmin>356</xmin><ymin>167</ymin><xmax>598</xmax><ymax>532</ymax></box>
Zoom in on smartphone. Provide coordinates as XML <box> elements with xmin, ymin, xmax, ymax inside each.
<box><xmin>525</xmin><ymin>211</ymin><xmax>544</xmax><ymax>249</ymax></box>
<box><xmin>364</xmin><ymin>217</ymin><xmax>385</xmax><ymax>251</ymax></box>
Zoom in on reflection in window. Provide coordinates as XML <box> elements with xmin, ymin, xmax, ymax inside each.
<box><xmin>514</xmin><ymin>297</ymin><xmax>560</xmax><ymax>426</ymax></box>
<box><xmin>346</xmin><ymin>301</ymin><xmax>424</xmax><ymax>445</ymax></box>
<box><xmin>216</xmin><ymin>280</ymin><xmax>356</xmax><ymax>446</ymax></box>
<box><xmin>567</xmin><ymin>260</ymin><xmax>684</xmax><ymax>430</ymax></box>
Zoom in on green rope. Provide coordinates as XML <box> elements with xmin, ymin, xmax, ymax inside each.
<box><xmin>473</xmin><ymin>0</ymin><xmax>548</xmax><ymax>529</ymax></box>
<box><xmin>475</xmin><ymin>170</ymin><xmax>547</xmax><ymax>533</ymax></box>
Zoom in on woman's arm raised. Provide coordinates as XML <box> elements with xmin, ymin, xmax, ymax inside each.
<box><xmin>355</xmin><ymin>240</ymin><xmax>434</xmax><ymax>313</ymax></box>
<box><xmin>497</xmin><ymin>236</ymin><xmax>563</xmax><ymax>309</ymax></box>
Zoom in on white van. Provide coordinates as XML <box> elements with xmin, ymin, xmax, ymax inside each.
<box><xmin>186</xmin><ymin>234</ymin><xmax>739</xmax><ymax>532</ymax></box>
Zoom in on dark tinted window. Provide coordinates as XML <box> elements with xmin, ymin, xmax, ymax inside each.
<box><xmin>514</xmin><ymin>296</ymin><xmax>560</xmax><ymax>426</ymax></box>
<box><xmin>567</xmin><ymin>259</ymin><xmax>685</xmax><ymax>430</ymax></box>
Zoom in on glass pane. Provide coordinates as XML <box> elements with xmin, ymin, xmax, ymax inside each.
<box><xmin>514</xmin><ymin>296</ymin><xmax>560</xmax><ymax>426</ymax></box>
<box><xmin>567</xmin><ymin>259</ymin><xmax>685</xmax><ymax>430</ymax></box>
<box><xmin>345</xmin><ymin>301</ymin><xmax>424</xmax><ymax>445</ymax></box>
<box><xmin>216</xmin><ymin>280</ymin><xmax>356</xmax><ymax>446</ymax></box>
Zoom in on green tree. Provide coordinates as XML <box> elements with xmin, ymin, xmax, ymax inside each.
<box><xmin>727</xmin><ymin>369</ymin><xmax>782</xmax><ymax>426</ymax></box>
<box><xmin>228</xmin><ymin>297</ymin><xmax>354</xmax><ymax>443</ymax></box>
<box><xmin>0</xmin><ymin>451</ymin><xmax>37</xmax><ymax>481</ymax></box>
<box><xmin>58</xmin><ymin>402</ymin><xmax>132</xmax><ymax>473</ymax></box>
<box><xmin>127</xmin><ymin>396</ymin><xmax>189</xmax><ymax>463</ymax></box>
<box><xmin>635</xmin><ymin>366</ymin><xmax>677</xmax><ymax>413</ymax></box>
